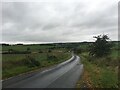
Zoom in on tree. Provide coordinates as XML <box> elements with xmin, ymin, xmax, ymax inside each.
<box><xmin>89</xmin><ymin>34</ymin><xmax>112</xmax><ymax>57</ymax></box>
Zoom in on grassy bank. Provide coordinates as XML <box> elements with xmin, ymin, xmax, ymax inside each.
<box><xmin>76</xmin><ymin>50</ymin><xmax>119</xmax><ymax>88</ymax></box>
<box><xmin>2</xmin><ymin>49</ymin><xmax>71</xmax><ymax>79</ymax></box>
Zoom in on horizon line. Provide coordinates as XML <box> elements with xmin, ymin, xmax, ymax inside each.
<box><xmin>0</xmin><ymin>40</ymin><xmax>119</xmax><ymax>45</ymax></box>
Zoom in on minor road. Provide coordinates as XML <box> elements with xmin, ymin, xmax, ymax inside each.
<box><xmin>3</xmin><ymin>55</ymin><xmax>83</xmax><ymax>88</ymax></box>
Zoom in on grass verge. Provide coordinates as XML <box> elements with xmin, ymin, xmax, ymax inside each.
<box><xmin>76</xmin><ymin>50</ymin><xmax>119</xmax><ymax>88</ymax></box>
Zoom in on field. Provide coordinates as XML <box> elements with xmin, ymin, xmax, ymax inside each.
<box><xmin>2</xmin><ymin>44</ymin><xmax>55</xmax><ymax>52</ymax></box>
<box><xmin>2</xmin><ymin>41</ymin><xmax>119</xmax><ymax>88</ymax></box>
<box><xmin>2</xmin><ymin>44</ymin><xmax>71</xmax><ymax>79</ymax></box>
<box><xmin>76</xmin><ymin>42</ymin><xmax>119</xmax><ymax>88</ymax></box>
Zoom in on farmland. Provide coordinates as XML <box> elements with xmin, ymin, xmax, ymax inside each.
<box><xmin>2</xmin><ymin>41</ymin><xmax>119</xmax><ymax>88</ymax></box>
<box><xmin>2</xmin><ymin>44</ymin><xmax>71</xmax><ymax>79</ymax></box>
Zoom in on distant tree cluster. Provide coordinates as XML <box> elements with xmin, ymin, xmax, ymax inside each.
<box><xmin>2</xmin><ymin>43</ymin><xmax>10</xmax><ymax>46</ymax></box>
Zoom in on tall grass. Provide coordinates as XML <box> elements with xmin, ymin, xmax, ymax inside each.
<box><xmin>76</xmin><ymin>49</ymin><xmax>119</xmax><ymax>88</ymax></box>
<box><xmin>2</xmin><ymin>49</ymin><xmax>71</xmax><ymax>79</ymax></box>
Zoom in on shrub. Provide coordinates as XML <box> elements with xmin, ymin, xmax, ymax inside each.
<box><xmin>73</xmin><ymin>47</ymin><xmax>82</xmax><ymax>54</ymax></box>
<box><xmin>48</xmin><ymin>49</ymin><xmax>52</xmax><ymax>53</ymax></box>
<box><xmin>39</xmin><ymin>49</ymin><xmax>43</xmax><ymax>53</ymax></box>
<box><xmin>47</xmin><ymin>55</ymin><xmax>57</xmax><ymax>60</ymax></box>
<box><xmin>26</xmin><ymin>47</ymin><xmax>31</xmax><ymax>53</ymax></box>
<box><xmin>89</xmin><ymin>34</ymin><xmax>112</xmax><ymax>57</ymax></box>
<box><xmin>23</xmin><ymin>55</ymin><xmax>40</xmax><ymax>67</ymax></box>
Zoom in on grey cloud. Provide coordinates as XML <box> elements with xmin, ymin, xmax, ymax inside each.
<box><xmin>2</xmin><ymin>0</ymin><xmax>118</xmax><ymax>43</ymax></box>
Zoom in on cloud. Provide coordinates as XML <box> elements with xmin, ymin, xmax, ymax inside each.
<box><xmin>2</xmin><ymin>0</ymin><xmax>118</xmax><ymax>44</ymax></box>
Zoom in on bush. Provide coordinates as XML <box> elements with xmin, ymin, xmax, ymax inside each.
<box><xmin>89</xmin><ymin>34</ymin><xmax>112</xmax><ymax>57</ymax></box>
<box><xmin>23</xmin><ymin>55</ymin><xmax>40</xmax><ymax>67</ymax></box>
<box><xmin>48</xmin><ymin>49</ymin><xmax>52</xmax><ymax>53</ymax></box>
<box><xmin>73</xmin><ymin>48</ymin><xmax>82</xmax><ymax>54</ymax></box>
<box><xmin>47</xmin><ymin>55</ymin><xmax>57</xmax><ymax>60</ymax></box>
<box><xmin>39</xmin><ymin>49</ymin><xmax>43</xmax><ymax>53</ymax></box>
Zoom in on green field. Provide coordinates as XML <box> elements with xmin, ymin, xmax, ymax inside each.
<box><xmin>2</xmin><ymin>44</ymin><xmax>55</xmax><ymax>52</ymax></box>
<box><xmin>2</xmin><ymin>45</ymin><xmax>71</xmax><ymax>79</ymax></box>
<box><xmin>76</xmin><ymin>47</ymin><xmax>119</xmax><ymax>88</ymax></box>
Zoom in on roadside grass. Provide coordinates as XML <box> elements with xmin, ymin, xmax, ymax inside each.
<box><xmin>2</xmin><ymin>49</ymin><xmax>71</xmax><ymax>79</ymax></box>
<box><xmin>76</xmin><ymin>49</ymin><xmax>119</xmax><ymax>88</ymax></box>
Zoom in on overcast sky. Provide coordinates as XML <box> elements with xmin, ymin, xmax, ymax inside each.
<box><xmin>1</xmin><ymin>0</ymin><xmax>119</xmax><ymax>44</ymax></box>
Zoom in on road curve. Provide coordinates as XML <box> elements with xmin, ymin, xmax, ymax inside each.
<box><xmin>3</xmin><ymin>55</ymin><xmax>83</xmax><ymax>88</ymax></box>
